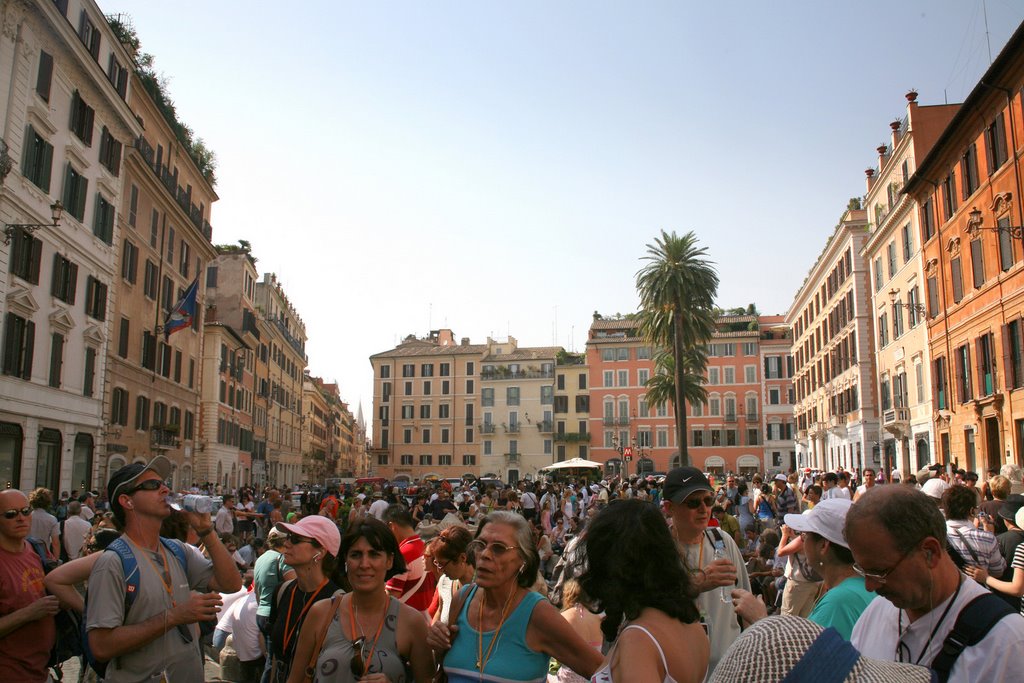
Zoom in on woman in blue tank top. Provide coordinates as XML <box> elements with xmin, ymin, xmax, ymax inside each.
<box><xmin>428</xmin><ymin>511</ymin><xmax>603</xmax><ymax>683</ymax></box>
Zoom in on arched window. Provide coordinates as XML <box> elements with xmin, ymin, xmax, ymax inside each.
<box><xmin>0</xmin><ymin>423</ymin><xmax>23</xmax><ymax>489</ymax></box>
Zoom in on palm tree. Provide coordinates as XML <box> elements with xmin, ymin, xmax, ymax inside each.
<box><xmin>644</xmin><ymin>347</ymin><xmax>709</xmax><ymax>421</ymax></box>
<box><xmin>636</xmin><ymin>230</ymin><xmax>719</xmax><ymax>467</ymax></box>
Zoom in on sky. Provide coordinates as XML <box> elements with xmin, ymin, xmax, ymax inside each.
<box><xmin>109</xmin><ymin>0</ymin><xmax>1024</xmax><ymax>427</ymax></box>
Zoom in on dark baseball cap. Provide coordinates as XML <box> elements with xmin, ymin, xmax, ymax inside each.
<box><xmin>663</xmin><ymin>466</ymin><xmax>713</xmax><ymax>504</ymax></box>
<box><xmin>108</xmin><ymin>455</ymin><xmax>172</xmax><ymax>523</ymax></box>
<box><xmin>999</xmin><ymin>494</ymin><xmax>1024</xmax><ymax>522</ymax></box>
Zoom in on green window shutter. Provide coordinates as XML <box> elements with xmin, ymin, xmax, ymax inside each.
<box><xmin>68</xmin><ymin>262</ymin><xmax>78</xmax><ymax>304</ymax></box>
<box><xmin>40</xmin><ymin>139</ymin><xmax>52</xmax><ymax>193</ymax></box>
<box><xmin>22</xmin><ymin>319</ymin><xmax>35</xmax><ymax>380</ymax></box>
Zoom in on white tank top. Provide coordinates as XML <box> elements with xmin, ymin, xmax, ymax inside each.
<box><xmin>590</xmin><ymin>624</ymin><xmax>679</xmax><ymax>683</ymax></box>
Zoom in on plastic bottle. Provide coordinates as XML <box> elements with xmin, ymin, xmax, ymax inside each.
<box><xmin>714</xmin><ymin>539</ymin><xmax>733</xmax><ymax>603</ymax></box>
<box><xmin>168</xmin><ymin>493</ymin><xmax>214</xmax><ymax>514</ymax></box>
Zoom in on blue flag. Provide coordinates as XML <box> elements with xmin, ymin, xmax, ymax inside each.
<box><xmin>163</xmin><ymin>278</ymin><xmax>199</xmax><ymax>341</ymax></box>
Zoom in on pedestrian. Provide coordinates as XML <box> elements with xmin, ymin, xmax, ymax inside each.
<box><xmin>216</xmin><ymin>494</ymin><xmax>237</xmax><ymax>537</ymax></box>
<box><xmin>62</xmin><ymin>500</ymin><xmax>92</xmax><ymax>560</ymax></box>
<box><xmin>943</xmin><ymin>484</ymin><xmax>1005</xmax><ymax>577</ymax></box>
<box><xmin>86</xmin><ymin>456</ymin><xmax>242</xmax><ymax>681</ymax></box>
<box><xmin>285</xmin><ymin>517</ymin><xmax>433</xmax><ymax>682</ymax></box>
<box><xmin>383</xmin><ymin>504</ymin><xmax>436</xmax><ymax>614</ymax></box>
<box><xmin>0</xmin><ymin>488</ymin><xmax>58</xmax><ymax>682</ymax></box>
<box><xmin>27</xmin><ymin>487</ymin><xmax>60</xmax><ymax>560</ymax></box>
<box><xmin>847</xmin><ymin>486</ymin><xmax>1024</xmax><ymax>681</ymax></box>
<box><xmin>579</xmin><ymin>499</ymin><xmax>709</xmax><ymax>682</ymax></box>
<box><xmin>426</xmin><ymin>526</ymin><xmax>475</xmax><ymax>624</ymax></box>
<box><xmin>662</xmin><ymin>466</ymin><xmax>750</xmax><ymax>678</ymax></box>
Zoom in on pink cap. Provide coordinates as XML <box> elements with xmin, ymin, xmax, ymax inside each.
<box><xmin>276</xmin><ymin>516</ymin><xmax>341</xmax><ymax>557</ymax></box>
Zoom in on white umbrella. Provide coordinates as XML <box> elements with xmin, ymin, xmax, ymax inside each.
<box><xmin>540</xmin><ymin>457</ymin><xmax>605</xmax><ymax>471</ymax></box>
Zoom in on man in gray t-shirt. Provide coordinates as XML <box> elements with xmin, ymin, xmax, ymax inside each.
<box><xmin>86</xmin><ymin>456</ymin><xmax>241</xmax><ymax>682</ymax></box>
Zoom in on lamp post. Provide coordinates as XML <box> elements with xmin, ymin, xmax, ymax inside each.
<box><xmin>611</xmin><ymin>435</ymin><xmax>631</xmax><ymax>479</ymax></box>
<box><xmin>966</xmin><ymin>206</ymin><xmax>1024</xmax><ymax>239</ymax></box>
<box><xmin>3</xmin><ymin>201</ymin><xmax>64</xmax><ymax>245</ymax></box>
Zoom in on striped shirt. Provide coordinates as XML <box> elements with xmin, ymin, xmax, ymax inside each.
<box><xmin>946</xmin><ymin>519</ymin><xmax>1006</xmax><ymax>575</ymax></box>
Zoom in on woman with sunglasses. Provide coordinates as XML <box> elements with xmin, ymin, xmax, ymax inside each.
<box><xmin>428</xmin><ymin>511</ymin><xmax>603</xmax><ymax>683</ymax></box>
<box><xmin>426</xmin><ymin>526</ymin><xmax>475</xmax><ymax>624</ymax></box>
<box><xmin>579</xmin><ymin>499</ymin><xmax>709</xmax><ymax>683</ymax></box>
<box><xmin>287</xmin><ymin>518</ymin><xmax>433</xmax><ymax>683</ymax></box>
<box><xmin>268</xmin><ymin>516</ymin><xmax>342</xmax><ymax>682</ymax></box>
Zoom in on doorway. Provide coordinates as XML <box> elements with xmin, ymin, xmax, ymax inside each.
<box><xmin>985</xmin><ymin>416</ymin><xmax>1001</xmax><ymax>473</ymax></box>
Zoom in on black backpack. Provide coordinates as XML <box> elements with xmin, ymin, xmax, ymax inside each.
<box><xmin>930</xmin><ymin>592</ymin><xmax>1015</xmax><ymax>683</ymax></box>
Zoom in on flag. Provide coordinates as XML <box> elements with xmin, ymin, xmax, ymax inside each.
<box><xmin>163</xmin><ymin>278</ymin><xmax>199</xmax><ymax>341</ymax></box>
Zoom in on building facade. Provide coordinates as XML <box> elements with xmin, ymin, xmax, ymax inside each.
<box><xmin>909</xmin><ymin>23</ymin><xmax>1024</xmax><ymax>474</ymax></box>
<box><xmin>862</xmin><ymin>93</ymin><xmax>958</xmax><ymax>477</ymax></box>
<box><xmin>790</xmin><ymin>208</ymin><xmax>881</xmax><ymax>472</ymax></box>
<box><xmin>1</xmin><ymin>0</ymin><xmax>142</xmax><ymax>492</ymax></box>
<box><xmin>759</xmin><ymin>315</ymin><xmax>796</xmax><ymax>474</ymax></box>
<box><xmin>369</xmin><ymin>329</ymin><xmax>484</xmax><ymax>481</ymax></box>
<box><xmin>553</xmin><ymin>352</ymin><xmax>591</xmax><ymax>464</ymax></box>
<box><xmin>197</xmin><ymin>322</ymin><xmax>251</xmax><ymax>488</ymax></box>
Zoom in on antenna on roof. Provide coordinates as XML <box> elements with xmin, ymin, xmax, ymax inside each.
<box><xmin>982</xmin><ymin>0</ymin><xmax>992</xmax><ymax>64</ymax></box>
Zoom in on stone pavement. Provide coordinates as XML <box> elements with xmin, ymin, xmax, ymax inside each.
<box><xmin>54</xmin><ymin>654</ymin><xmax>225</xmax><ymax>682</ymax></box>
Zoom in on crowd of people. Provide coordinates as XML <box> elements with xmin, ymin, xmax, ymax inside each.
<box><xmin>3</xmin><ymin>459</ymin><xmax>1024</xmax><ymax>682</ymax></box>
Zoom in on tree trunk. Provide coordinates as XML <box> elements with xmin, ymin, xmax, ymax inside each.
<box><xmin>673</xmin><ymin>304</ymin><xmax>689</xmax><ymax>467</ymax></box>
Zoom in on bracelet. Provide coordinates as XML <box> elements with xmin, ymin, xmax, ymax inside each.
<box><xmin>196</xmin><ymin>527</ymin><xmax>215</xmax><ymax>538</ymax></box>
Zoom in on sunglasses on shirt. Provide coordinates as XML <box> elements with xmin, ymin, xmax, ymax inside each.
<box><xmin>2</xmin><ymin>506</ymin><xmax>32</xmax><ymax>520</ymax></box>
<box><xmin>351</xmin><ymin>638</ymin><xmax>368</xmax><ymax>677</ymax></box>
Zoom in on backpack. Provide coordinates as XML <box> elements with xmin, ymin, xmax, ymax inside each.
<box><xmin>26</xmin><ymin>537</ymin><xmax>82</xmax><ymax>675</ymax></box>
<box><xmin>930</xmin><ymin>592</ymin><xmax>1015</xmax><ymax>683</ymax></box>
<box><xmin>82</xmin><ymin>536</ymin><xmax>189</xmax><ymax>677</ymax></box>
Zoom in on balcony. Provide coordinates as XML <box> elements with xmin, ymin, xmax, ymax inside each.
<box><xmin>505</xmin><ymin>453</ymin><xmax>520</xmax><ymax>464</ymax></box>
<box><xmin>537</xmin><ymin>420</ymin><xmax>553</xmax><ymax>433</ymax></box>
<box><xmin>505</xmin><ymin>423</ymin><xmax>521</xmax><ymax>434</ymax></box>
<box><xmin>135</xmin><ymin>135</ymin><xmax>213</xmax><ymax>242</ymax></box>
<box><xmin>479</xmin><ymin>423</ymin><xmax>496</xmax><ymax>434</ymax></box>
<box><xmin>602</xmin><ymin>416</ymin><xmax>631</xmax><ymax>426</ymax></box>
<box><xmin>481</xmin><ymin>367</ymin><xmax>555</xmax><ymax>380</ymax></box>
<box><xmin>553</xmin><ymin>431</ymin><xmax>591</xmax><ymax>443</ymax></box>
<box><xmin>883</xmin><ymin>407</ymin><xmax>910</xmax><ymax>436</ymax></box>
<box><xmin>150</xmin><ymin>427</ymin><xmax>180</xmax><ymax>449</ymax></box>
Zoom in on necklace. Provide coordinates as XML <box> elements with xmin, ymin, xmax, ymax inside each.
<box><xmin>475</xmin><ymin>585</ymin><xmax>518</xmax><ymax>675</ymax></box>
<box><xmin>349</xmin><ymin>592</ymin><xmax>389</xmax><ymax>675</ymax></box>
<box><xmin>896</xmin><ymin>575</ymin><xmax>963</xmax><ymax>665</ymax></box>
<box><xmin>283</xmin><ymin>579</ymin><xmax>329</xmax><ymax>654</ymax></box>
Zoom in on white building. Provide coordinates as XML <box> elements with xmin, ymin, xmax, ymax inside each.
<box><xmin>0</xmin><ymin>0</ymin><xmax>140</xmax><ymax>492</ymax></box>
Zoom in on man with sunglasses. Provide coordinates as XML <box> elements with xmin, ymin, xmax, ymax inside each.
<box><xmin>0</xmin><ymin>488</ymin><xmax>59</xmax><ymax>682</ymax></box>
<box><xmin>86</xmin><ymin>456</ymin><xmax>242</xmax><ymax>682</ymax></box>
<box><xmin>663</xmin><ymin>466</ymin><xmax>749</xmax><ymax>680</ymax></box>
<box><xmin>847</xmin><ymin>486</ymin><xmax>1024</xmax><ymax>682</ymax></box>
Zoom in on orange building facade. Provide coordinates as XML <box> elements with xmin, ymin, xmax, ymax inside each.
<box><xmin>909</xmin><ymin>23</ymin><xmax>1024</xmax><ymax>474</ymax></box>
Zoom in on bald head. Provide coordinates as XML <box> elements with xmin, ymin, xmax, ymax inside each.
<box><xmin>0</xmin><ymin>489</ymin><xmax>30</xmax><ymax>544</ymax></box>
<box><xmin>844</xmin><ymin>485</ymin><xmax>946</xmax><ymax>552</ymax></box>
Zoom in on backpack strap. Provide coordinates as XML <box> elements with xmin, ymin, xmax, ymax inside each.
<box><xmin>931</xmin><ymin>592</ymin><xmax>1015</xmax><ymax>683</ymax></box>
<box><xmin>27</xmin><ymin>537</ymin><xmax>51</xmax><ymax>571</ymax></box>
<box><xmin>159</xmin><ymin>537</ymin><xmax>190</xmax><ymax>575</ymax></box>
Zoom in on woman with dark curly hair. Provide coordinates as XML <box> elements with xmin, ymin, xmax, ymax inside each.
<box><xmin>578</xmin><ymin>499</ymin><xmax>708</xmax><ymax>683</ymax></box>
<box><xmin>426</xmin><ymin>526</ymin><xmax>475</xmax><ymax>624</ymax></box>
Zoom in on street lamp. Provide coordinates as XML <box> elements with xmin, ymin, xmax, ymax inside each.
<box><xmin>966</xmin><ymin>206</ymin><xmax>1024</xmax><ymax>239</ymax></box>
<box><xmin>3</xmin><ymin>201</ymin><xmax>64</xmax><ymax>245</ymax></box>
<box><xmin>611</xmin><ymin>435</ymin><xmax>631</xmax><ymax>478</ymax></box>
<box><xmin>888</xmin><ymin>288</ymin><xmax>926</xmax><ymax>317</ymax></box>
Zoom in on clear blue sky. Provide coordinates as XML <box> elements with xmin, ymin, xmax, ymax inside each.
<box><xmin>110</xmin><ymin>0</ymin><xmax>1024</xmax><ymax>423</ymax></box>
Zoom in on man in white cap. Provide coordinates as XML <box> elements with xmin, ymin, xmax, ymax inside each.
<box><xmin>86</xmin><ymin>456</ymin><xmax>242</xmax><ymax>682</ymax></box>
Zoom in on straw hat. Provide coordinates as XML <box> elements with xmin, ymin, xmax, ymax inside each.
<box><xmin>709</xmin><ymin>616</ymin><xmax>934</xmax><ymax>683</ymax></box>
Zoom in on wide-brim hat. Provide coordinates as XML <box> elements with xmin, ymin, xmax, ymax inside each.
<box><xmin>998</xmin><ymin>494</ymin><xmax>1024</xmax><ymax>522</ymax></box>
<box><xmin>710</xmin><ymin>615</ymin><xmax>934</xmax><ymax>683</ymax></box>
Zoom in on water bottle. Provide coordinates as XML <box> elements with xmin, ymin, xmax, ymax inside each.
<box><xmin>168</xmin><ymin>493</ymin><xmax>214</xmax><ymax>514</ymax></box>
<box><xmin>714</xmin><ymin>540</ymin><xmax>733</xmax><ymax>604</ymax></box>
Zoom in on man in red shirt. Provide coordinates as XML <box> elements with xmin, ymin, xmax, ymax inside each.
<box><xmin>0</xmin><ymin>489</ymin><xmax>58</xmax><ymax>682</ymax></box>
<box><xmin>383</xmin><ymin>504</ymin><xmax>435</xmax><ymax>614</ymax></box>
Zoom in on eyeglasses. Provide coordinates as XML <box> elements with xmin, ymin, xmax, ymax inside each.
<box><xmin>286</xmin><ymin>533</ymin><xmax>316</xmax><ymax>546</ymax></box>
<box><xmin>467</xmin><ymin>539</ymin><xmax>519</xmax><ymax>558</ymax></box>
<box><xmin>852</xmin><ymin>546</ymin><xmax>915</xmax><ymax>584</ymax></box>
<box><xmin>683</xmin><ymin>496</ymin><xmax>715</xmax><ymax>510</ymax></box>
<box><xmin>432</xmin><ymin>558</ymin><xmax>450</xmax><ymax>571</ymax></box>
<box><xmin>130</xmin><ymin>479</ymin><xmax>165</xmax><ymax>494</ymax></box>
<box><xmin>2</xmin><ymin>506</ymin><xmax>32</xmax><ymax>520</ymax></box>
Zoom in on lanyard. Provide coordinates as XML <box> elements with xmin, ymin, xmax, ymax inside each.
<box><xmin>349</xmin><ymin>592</ymin><xmax>389</xmax><ymax>675</ymax></box>
<box><xmin>136</xmin><ymin>541</ymin><xmax>177</xmax><ymax>607</ymax></box>
<box><xmin>283</xmin><ymin>579</ymin><xmax>329</xmax><ymax>653</ymax></box>
<box><xmin>897</xmin><ymin>575</ymin><xmax>963</xmax><ymax>665</ymax></box>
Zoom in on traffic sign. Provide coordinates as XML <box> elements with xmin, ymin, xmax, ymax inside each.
<box><xmin>624</xmin><ymin>446</ymin><xmax>633</xmax><ymax>461</ymax></box>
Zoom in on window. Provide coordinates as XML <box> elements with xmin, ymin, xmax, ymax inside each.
<box><xmin>922</xmin><ymin>198</ymin><xmax>936</xmax><ymax>242</ymax></box>
<box><xmin>466</xmin><ymin>379</ymin><xmax>474</xmax><ymax>394</ymax></box>
<box><xmin>617</xmin><ymin>370</ymin><xmax>628</xmax><ymax>387</ymax></box>
<box><xmin>927</xmin><ymin>276</ymin><xmax>940</xmax><ymax>318</ymax></box>
<box><xmin>121</xmin><ymin>240</ymin><xmax>138</xmax><ymax>283</ymax></box>
<box><xmin>51</xmin><ymin>254</ymin><xmax>78</xmax><ymax>303</ymax></box>
<box><xmin>482</xmin><ymin>388</ymin><xmax>494</xmax><ymax>406</ymax></box>
<box><xmin>637</xmin><ymin>347</ymin><xmax>651</xmax><ymax>360</ymax></box>
<box><xmin>506</xmin><ymin>387</ymin><xmax>520</xmax><ymax>406</ymax></box>
<box><xmin>978</xmin><ymin>333</ymin><xmax>995</xmax><ymax>396</ymax></box>
<box><xmin>986</xmin><ymin>111</ymin><xmax>1009</xmax><ymax>173</ymax></box>
<box><xmin>934</xmin><ymin>356</ymin><xmax>949</xmax><ymax>410</ymax></box>
<box><xmin>603</xmin><ymin>370</ymin><xmax>613</xmax><ymax>387</ymax></box>
<box><xmin>950</xmin><ymin>256</ymin><xmax>964</xmax><ymax>304</ymax></box>
<box><xmin>421</xmin><ymin>363</ymin><xmax>434</xmax><ymax>377</ymax></box>
<box><xmin>9</xmin><ymin>228</ymin><xmax>42</xmax><ymax>284</ymax></box>
<box><xmin>961</xmin><ymin>144</ymin><xmax>979</xmax><ymax>199</ymax></box>
<box><xmin>141</xmin><ymin>331</ymin><xmax>156</xmax><ymax>371</ymax></box>
<box><xmin>916</xmin><ymin>363</ymin><xmax>925</xmax><ymax>405</ymax></box>
<box><xmin>98</xmin><ymin>127</ymin><xmax>121</xmax><ymax>176</ymax></box>
<box><xmin>708</xmin><ymin>368</ymin><xmax>719</xmax><ymax>385</ymax></box>
<box><xmin>78</xmin><ymin>11</ymin><xmax>101</xmax><ymax>58</ymax></box>
<box><xmin>111</xmin><ymin>388</ymin><xmax>128</xmax><ymax>426</ymax></box>
<box><xmin>36</xmin><ymin>50</ymin><xmax>53</xmax><ymax>101</ymax></box>
<box><xmin>579</xmin><ymin>374</ymin><xmax>587</xmax><ymax>390</ymax></box>
<box><xmin>892</xmin><ymin>301</ymin><xmax>903</xmax><ymax>339</ymax></box>
<box><xmin>93</xmin><ymin>195</ymin><xmax>115</xmax><ymax>244</ymax></box>
<box><xmin>161</xmin><ymin>276</ymin><xmax>174</xmax><ymax>313</ymax></box>
<box><xmin>901</xmin><ymin>224</ymin><xmax>913</xmax><ymax>262</ymax></box>
<box><xmin>69</xmin><ymin>91</ymin><xmax>95</xmax><ymax>145</ymax></box>
<box><xmin>638</xmin><ymin>368</ymin><xmax>649</xmax><ymax>385</ymax></box>
<box><xmin>143</xmin><ymin>260</ymin><xmax>158</xmax><ymax>299</ymax></box>
<box><xmin>724</xmin><ymin>367</ymin><xmax>735</xmax><ymax>384</ymax></box>
<box><xmin>955</xmin><ymin>344</ymin><xmax>972</xmax><ymax>403</ymax></box>
<box><xmin>84</xmin><ymin>276</ymin><xmax>107</xmax><ymax>321</ymax></box>
<box><xmin>135</xmin><ymin>395</ymin><xmax>150</xmax><ymax>430</ymax></box>
<box><xmin>179</xmin><ymin>240</ymin><xmax>190</xmax><ymax>278</ymax></box>
<box><xmin>999</xmin><ymin>217</ymin><xmax>1015</xmax><ymax>272</ymax></box>
<box><xmin>541</xmin><ymin>385</ymin><xmax>553</xmax><ymax>404</ymax></box>
<box><xmin>403</xmin><ymin>429</ymin><xmax>412</xmax><ymax>444</ymax></box>
<box><xmin>106</xmin><ymin>54</ymin><xmax>128</xmax><ymax>98</ymax></box>
<box><xmin>21</xmin><ymin>125</ymin><xmax>53</xmax><ymax>192</ymax></box>
<box><xmin>62</xmin><ymin>164</ymin><xmax>88</xmax><ymax>222</ymax></box>
<box><xmin>943</xmin><ymin>171</ymin><xmax>958</xmax><ymax>221</ymax></box>
<box><xmin>1008</xmin><ymin>320</ymin><xmax>1024</xmax><ymax>390</ymax></box>
<box><xmin>402</xmin><ymin>364</ymin><xmax>415</xmax><ymax>377</ymax></box>
<box><xmin>745</xmin><ymin>366</ymin><xmax>756</xmax><ymax>383</ymax></box>
<box><xmin>150</xmin><ymin>209</ymin><xmax>159</xmax><ymax>248</ymax></box>
<box><xmin>888</xmin><ymin>242</ymin><xmax>897</xmax><ymax>277</ymax></box>
<box><xmin>874</xmin><ymin>257</ymin><xmax>883</xmax><ymax>291</ymax></box>
<box><xmin>422</xmin><ymin>429</ymin><xmax>430</xmax><ymax>444</ymax></box>
<box><xmin>118</xmin><ymin>318</ymin><xmax>129</xmax><ymax>358</ymax></box>
<box><xmin>419</xmin><ymin>404</ymin><xmax>430</xmax><ymax>419</ymax></box>
<box><xmin>439</xmin><ymin>404</ymin><xmax>450</xmax><ymax>419</ymax></box>
<box><xmin>2</xmin><ymin>313</ymin><xmax>34</xmax><ymax>380</ymax></box>
<box><xmin>423</xmin><ymin>381</ymin><xmax>431</xmax><ymax>396</ymax></box>
<box><xmin>970</xmin><ymin>238</ymin><xmax>985</xmax><ymax>288</ymax></box>
<box><xmin>166</xmin><ymin>226</ymin><xmax>174</xmax><ymax>264</ymax></box>
<box><xmin>401</xmin><ymin>405</ymin><xmax>414</xmax><ymax>419</ymax></box>
<box><xmin>878</xmin><ymin>313</ymin><xmax>888</xmax><ymax>347</ymax></box>
<box><xmin>742</xmin><ymin>342</ymin><xmax>756</xmax><ymax>356</ymax></box>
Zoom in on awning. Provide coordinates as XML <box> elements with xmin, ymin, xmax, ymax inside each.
<box><xmin>704</xmin><ymin>456</ymin><xmax>726</xmax><ymax>468</ymax></box>
<box><xmin>737</xmin><ymin>455</ymin><xmax>761</xmax><ymax>469</ymax></box>
<box><xmin>540</xmin><ymin>457</ymin><xmax>604</xmax><ymax>471</ymax></box>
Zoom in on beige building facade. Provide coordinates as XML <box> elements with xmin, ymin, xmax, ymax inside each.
<box><xmin>553</xmin><ymin>353</ymin><xmax>591</xmax><ymax>463</ymax></box>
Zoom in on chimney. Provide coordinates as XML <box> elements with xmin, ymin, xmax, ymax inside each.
<box><xmin>461</xmin><ymin>337</ymin><xmax>470</xmax><ymax>346</ymax></box>
<box><xmin>865</xmin><ymin>168</ymin><xmax>876</xmax><ymax>193</ymax></box>
<box><xmin>890</xmin><ymin>120</ymin><xmax>901</xmax><ymax>149</ymax></box>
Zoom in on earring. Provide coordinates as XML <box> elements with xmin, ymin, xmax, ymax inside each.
<box><xmin>519</xmin><ymin>564</ymin><xmax>526</xmax><ymax>574</ymax></box>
